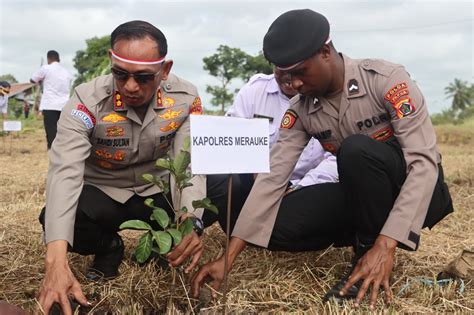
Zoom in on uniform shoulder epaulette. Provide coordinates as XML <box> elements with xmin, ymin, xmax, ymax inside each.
<box><xmin>247</xmin><ymin>73</ymin><xmax>273</xmax><ymax>86</ymax></box>
<box><xmin>162</xmin><ymin>73</ymin><xmax>198</xmax><ymax>96</ymax></box>
<box><xmin>75</xmin><ymin>74</ymin><xmax>113</xmax><ymax>109</ymax></box>
<box><xmin>359</xmin><ymin>59</ymin><xmax>403</xmax><ymax>77</ymax></box>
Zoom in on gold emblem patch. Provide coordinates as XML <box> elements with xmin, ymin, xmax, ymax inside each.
<box><xmin>158</xmin><ymin>109</ymin><xmax>183</xmax><ymax>120</ymax></box>
<box><xmin>101</xmin><ymin>113</ymin><xmax>128</xmax><ymax>123</ymax></box>
<box><xmin>160</xmin><ymin>121</ymin><xmax>181</xmax><ymax>132</ymax></box>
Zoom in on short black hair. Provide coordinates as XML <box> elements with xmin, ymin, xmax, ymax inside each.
<box><xmin>0</xmin><ymin>81</ymin><xmax>11</xmax><ymax>88</ymax></box>
<box><xmin>47</xmin><ymin>50</ymin><xmax>60</xmax><ymax>62</ymax></box>
<box><xmin>111</xmin><ymin>20</ymin><xmax>167</xmax><ymax>58</ymax></box>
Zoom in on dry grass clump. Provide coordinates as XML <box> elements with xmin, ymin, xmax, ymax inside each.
<box><xmin>0</xmin><ymin>127</ymin><xmax>472</xmax><ymax>314</ymax></box>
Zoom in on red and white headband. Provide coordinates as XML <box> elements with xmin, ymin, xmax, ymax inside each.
<box><xmin>110</xmin><ymin>49</ymin><xmax>166</xmax><ymax>65</ymax></box>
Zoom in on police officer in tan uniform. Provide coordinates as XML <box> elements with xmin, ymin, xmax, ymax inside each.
<box><xmin>37</xmin><ymin>21</ymin><xmax>211</xmax><ymax>315</ymax></box>
<box><xmin>192</xmin><ymin>9</ymin><xmax>453</xmax><ymax>308</ymax></box>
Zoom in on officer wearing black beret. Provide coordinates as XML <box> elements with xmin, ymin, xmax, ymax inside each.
<box><xmin>192</xmin><ymin>9</ymin><xmax>453</xmax><ymax>309</ymax></box>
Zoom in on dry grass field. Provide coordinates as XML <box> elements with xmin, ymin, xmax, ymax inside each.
<box><xmin>0</xmin><ymin>118</ymin><xmax>472</xmax><ymax>314</ymax></box>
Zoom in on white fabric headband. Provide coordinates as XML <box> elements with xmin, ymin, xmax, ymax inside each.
<box><xmin>110</xmin><ymin>50</ymin><xmax>166</xmax><ymax>65</ymax></box>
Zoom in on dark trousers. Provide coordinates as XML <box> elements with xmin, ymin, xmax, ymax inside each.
<box><xmin>337</xmin><ymin>135</ymin><xmax>453</xmax><ymax>248</ymax></box>
<box><xmin>205</xmin><ymin>175</ymin><xmax>352</xmax><ymax>252</ymax></box>
<box><xmin>43</xmin><ymin>110</ymin><xmax>61</xmax><ymax>149</ymax></box>
<box><xmin>208</xmin><ymin>135</ymin><xmax>453</xmax><ymax>252</ymax></box>
<box><xmin>39</xmin><ymin>181</ymin><xmax>226</xmax><ymax>256</ymax></box>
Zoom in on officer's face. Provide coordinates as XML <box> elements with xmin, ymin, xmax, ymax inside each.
<box><xmin>284</xmin><ymin>45</ymin><xmax>333</xmax><ymax>97</ymax></box>
<box><xmin>110</xmin><ymin>37</ymin><xmax>172</xmax><ymax>107</ymax></box>
<box><xmin>274</xmin><ymin>68</ymin><xmax>297</xmax><ymax>98</ymax></box>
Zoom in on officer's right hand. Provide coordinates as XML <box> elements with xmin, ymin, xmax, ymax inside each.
<box><xmin>190</xmin><ymin>255</ymin><xmax>226</xmax><ymax>298</ymax></box>
<box><xmin>37</xmin><ymin>241</ymin><xmax>89</xmax><ymax>315</ymax></box>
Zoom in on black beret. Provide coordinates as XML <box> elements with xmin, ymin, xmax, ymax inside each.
<box><xmin>263</xmin><ymin>9</ymin><xmax>330</xmax><ymax>69</ymax></box>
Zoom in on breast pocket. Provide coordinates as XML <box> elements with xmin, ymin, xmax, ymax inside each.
<box><xmin>154</xmin><ymin>105</ymin><xmax>189</xmax><ymax>159</ymax></box>
<box><xmin>91</xmin><ymin>121</ymin><xmax>133</xmax><ymax>169</ymax></box>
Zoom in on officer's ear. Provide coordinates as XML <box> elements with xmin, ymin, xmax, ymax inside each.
<box><xmin>161</xmin><ymin>60</ymin><xmax>173</xmax><ymax>81</ymax></box>
<box><xmin>320</xmin><ymin>44</ymin><xmax>331</xmax><ymax>61</ymax></box>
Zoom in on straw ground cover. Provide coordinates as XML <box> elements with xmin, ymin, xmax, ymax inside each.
<box><xmin>0</xmin><ymin>123</ymin><xmax>472</xmax><ymax>314</ymax></box>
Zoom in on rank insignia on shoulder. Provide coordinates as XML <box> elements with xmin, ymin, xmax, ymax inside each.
<box><xmin>71</xmin><ymin>104</ymin><xmax>96</xmax><ymax>129</ymax></box>
<box><xmin>106</xmin><ymin>125</ymin><xmax>125</xmax><ymax>137</ymax></box>
<box><xmin>101</xmin><ymin>112</ymin><xmax>128</xmax><ymax>123</ymax></box>
<box><xmin>114</xmin><ymin>91</ymin><xmax>125</xmax><ymax>111</ymax></box>
<box><xmin>280</xmin><ymin>109</ymin><xmax>298</xmax><ymax>129</ymax></box>
<box><xmin>394</xmin><ymin>97</ymin><xmax>416</xmax><ymax>119</ymax></box>
<box><xmin>158</xmin><ymin>109</ymin><xmax>183</xmax><ymax>120</ymax></box>
<box><xmin>156</xmin><ymin>89</ymin><xmax>163</xmax><ymax>108</ymax></box>
<box><xmin>190</xmin><ymin>96</ymin><xmax>203</xmax><ymax>115</ymax></box>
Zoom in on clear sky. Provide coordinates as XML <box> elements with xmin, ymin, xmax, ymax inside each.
<box><xmin>0</xmin><ymin>0</ymin><xmax>472</xmax><ymax>113</ymax></box>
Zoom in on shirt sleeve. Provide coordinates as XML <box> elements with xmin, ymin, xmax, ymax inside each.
<box><xmin>45</xmin><ymin>92</ymin><xmax>94</xmax><ymax>245</ymax></box>
<box><xmin>379</xmin><ymin>67</ymin><xmax>438</xmax><ymax>250</ymax></box>
<box><xmin>226</xmin><ymin>85</ymin><xmax>253</xmax><ymax>119</ymax></box>
<box><xmin>31</xmin><ymin>65</ymin><xmax>47</xmax><ymax>83</ymax></box>
<box><xmin>0</xmin><ymin>96</ymin><xmax>7</xmax><ymax>114</ymax></box>
<box><xmin>295</xmin><ymin>151</ymin><xmax>339</xmax><ymax>186</ymax></box>
<box><xmin>232</xmin><ymin>106</ymin><xmax>310</xmax><ymax>247</ymax></box>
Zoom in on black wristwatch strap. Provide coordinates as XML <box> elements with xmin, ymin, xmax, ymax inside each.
<box><xmin>190</xmin><ymin>217</ymin><xmax>204</xmax><ymax>236</ymax></box>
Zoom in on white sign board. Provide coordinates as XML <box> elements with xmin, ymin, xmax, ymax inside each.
<box><xmin>3</xmin><ymin>120</ymin><xmax>22</xmax><ymax>131</ymax></box>
<box><xmin>190</xmin><ymin>115</ymin><xmax>270</xmax><ymax>174</ymax></box>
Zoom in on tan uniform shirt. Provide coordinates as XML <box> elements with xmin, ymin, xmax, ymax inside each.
<box><xmin>45</xmin><ymin>73</ymin><xmax>205</xmax><ymax>246</ymax></box>
<box><xmin>233</xmin><ymin>54</ymin><xmax>439</xmax><ymax>250</ymax></box>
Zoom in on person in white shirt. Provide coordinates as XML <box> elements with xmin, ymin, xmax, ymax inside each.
<box><xmin>31</xmin><ymin>50</ymin><xmax>73</xmax><ymax>149</ymax></box>
<box><xmin>0</xmin><ymin>81</ymin><xmax>11</xmax><ymax>119</ymax></box>
<box><xmin>203</xmin><ymin>69</ymin><xmax>346</xmax><ymax>253</ymax></box>
<box><xmin>227</xmin><ymin>70</ymin><xmax>338</xmax><ymax>189</ymax></box>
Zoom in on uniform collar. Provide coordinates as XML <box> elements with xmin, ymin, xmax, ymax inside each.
<box><xmin>307</xmin><ymin>54</ymin><xmax>367</xmax><ymax>118</ymax></box>
<box><xmin>266</xmin><ymin>76</ymin><xmax>280</xmax><ymax>94</ymax></box>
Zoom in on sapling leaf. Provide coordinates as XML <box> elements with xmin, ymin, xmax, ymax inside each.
<box><xmin>135</xmin><ymin>232</ymin><xmax>153</xmax><ymax>263</ymax></box>
<box><xmin>119</xmin><ymin>220</ymin><xmax>152</xmax><ymax>231</ymax></box>
<box><xmin>173</xmin><ymin>151</ymin><xmax>191</xmax><ymax>175</ymax></box>
<box><xmin>155</xmin><ymin>178</ymin><xmax>170</xmax><ymax>195</ymax></box>
<box><xmin>181</xmin><ymin>181</ymin><xmax>194</xmax><ymax>190</ymax></box>
<box><xmin>167</xmin><ymin>228</ymin><xmax>183</xmax><ymax>246</ymax></box>
<box><xmin>152</xmin><ymin>230</ymin><xmax>172</xmax><ymax>254</ymax></box>
<box><xmin>156</xmin><ymin>157</ymin><xmax>172</xmax><ymax>170</ymax></box>
<box><xmin>192</xmin><ymin>197</ymin><xmax>219</xmax><ymax>214</ymax></box>
<box><xmin>182</xmin><ymin>136</ymin><xmax>191</xmax><ymax>152</ymax></box>
<box><xmin>142</xmin><ymin>173</ymin><xmax>154</xmax><ymax>184</ymax></box>
<box><xmin>152</xmin><ymin>208</ymin><xmax>170</xmax><ymax>229</ymax></box>
<box><xmin>144</xmin><ymin>198</ymin><xmax>155</xmax><ymax>209</ymax></box>
<box><xmin>179</xmin><ymin>217</ymin><xmax>194</xmax><ymax>236</ymax></box>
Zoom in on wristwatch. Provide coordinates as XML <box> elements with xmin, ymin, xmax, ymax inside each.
<box><xmin>190</xmin><ymin>217</ymin><xmax>204</xmax><ymax>236</ymax></box>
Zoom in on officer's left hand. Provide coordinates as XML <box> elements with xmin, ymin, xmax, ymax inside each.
<box><xmin>167</xmin><ymin>231</ymin><xmax>203</xmax><ymax>273</ymax></box>
<box><xmin>339</xmin><ymin>234</ymin><xmax>397</xmax><ymax>309</ymax></box>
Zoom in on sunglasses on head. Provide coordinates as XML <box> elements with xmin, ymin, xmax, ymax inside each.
<box><xmin>111</xmin><ymin>67</ymin><xmax>162</xmax><ymax>84</ymax></box>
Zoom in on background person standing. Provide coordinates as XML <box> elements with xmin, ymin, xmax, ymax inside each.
<box><xmin>31</xmin><ymin>50</ymin><xmax>73</xmax><ymax>149</ymax></box>
<box><xmin>0</xmin><ymin>81</ymin><xmax>11</xmax><ymax>119</ymax></box>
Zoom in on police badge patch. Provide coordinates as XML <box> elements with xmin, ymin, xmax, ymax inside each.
<box><xmin>190</xmin><ymin>96</ymin><xmax>203</xmax><ymax>115</ymax></box>
<box><xmin>280</xmin><ymin>109</ymin><xmax>298</xmax><ymax>129</ymax></box>
<box><xmin>394</xmin><ymin>98</ymin><xmax>416</xmax><ymax>119</ymax></box>
<box><xmin>71</xmin><ymin>104</ymin><xmax>96</xmax><ymax>129</ymax></box>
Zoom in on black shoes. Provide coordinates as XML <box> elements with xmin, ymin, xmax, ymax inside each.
<box><xmin>86</xmin><ymin>234</ymin><xmax>124</xmax><ymax>281</ymax></box>
<box><xmin>323</xmin><ymin>242</ymin><xmax>372</xmax><ymax>303</ymax></box>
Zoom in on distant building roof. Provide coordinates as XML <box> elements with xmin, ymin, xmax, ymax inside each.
<box><xmin>9</xmin><ymin>83</ymin><xmax>36</xmax><ymax>97</ymax></box>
